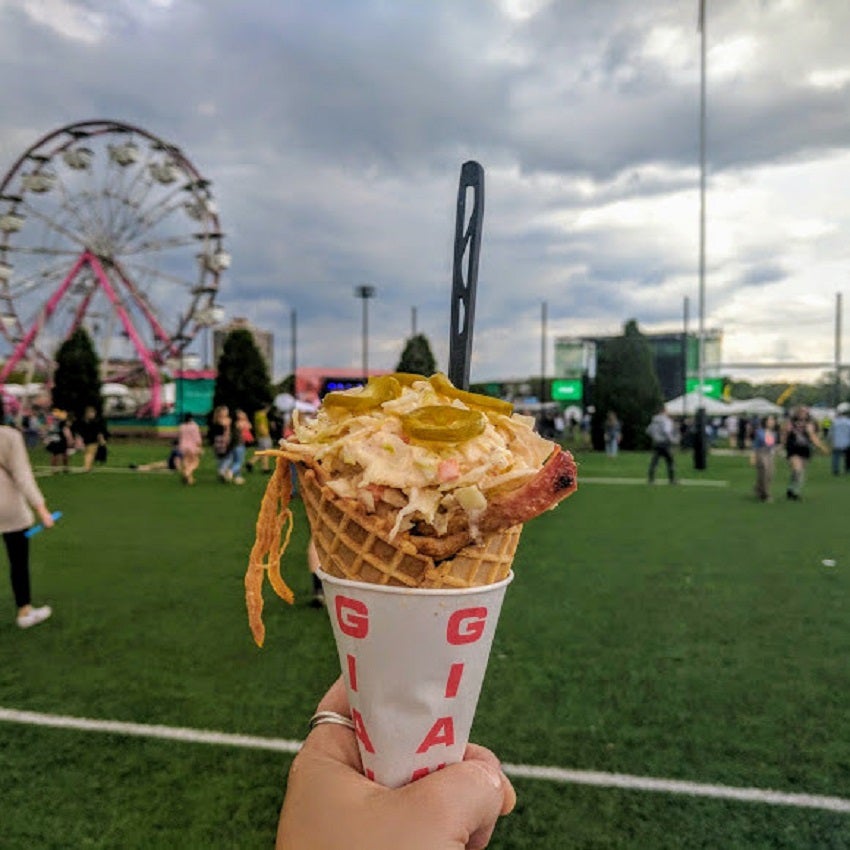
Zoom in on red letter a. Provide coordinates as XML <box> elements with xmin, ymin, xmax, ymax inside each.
<box><xmin>415</xmin><ymin>717</ymin><xmax>455</xmax><ymax>754</ymax></box>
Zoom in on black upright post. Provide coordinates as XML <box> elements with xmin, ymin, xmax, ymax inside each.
<box><xmin>694</xmin><ymin>407</ymin><xmax>707</xmax><ymax>470</ymax></box>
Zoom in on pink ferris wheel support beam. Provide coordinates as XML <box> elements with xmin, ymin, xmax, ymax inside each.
<box><xmin>1</xmin><ymin>250</ymin><xmax>169</xmax><ymax>417</ymax></box>
<box><xmin>0</xmin><ymin>252</ymin><xmax>89</xmax><ymax>384</ymax></box>
<box><xmin>110</xmin><ymin>259</ymin><xmax>175</xmax><ymax>354</ymax></box>
<box><xmin>84</xmin><ymin>253</ymin><xmax>165</xmax><ymax>417</ymax></box>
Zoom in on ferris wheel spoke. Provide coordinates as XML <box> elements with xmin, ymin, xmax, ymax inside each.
<box><xmin>120</xmin><ymin>144</ymin><xmax>155</xmax><ymax>199</ymax></box>
<box><xmin>109</xmin><ymin>152</ymin><xmax>157</xmax><ymax>242</ymax></box>
<box><xmin>121</xmin><ymin>233</ymin><xmax>200</xmax><ymax>256</ymax></box>
<box><xmin>104</xmin><ymin>147</ymin><xmax>157</xmax><ymax>240</ymax></box>
<box><xmin>50</xmin><ymin>163</ymin><xmax>105</xmax><ymax>242</ymax></box>
<box><xmin>18</xmin><ymin>198</ymin><xmax>89</xmax><ymax>252</ymax></box>
<box><xmin>5</xmin><ymin>244</ymin><xmax>81</xmax><ymax>258</ymax></box>
<box><xmin>120</xmin><ymin>258</ymin><xmax>198</xmax><ymax>291</ymax></box>
<box><xmin>133</xmin><ymin>183</ymin><xmax>189</xmax><ymax>232</ymax></box>
<box><xmin>66</xmin><ymin>188</ymin><xmax>113</xmax><ymax>244</ymax></box>
<box><xmin>118</xmin><ymin>179</ymin><xmax>160</xmax><ymax>242</ymax></box>
<box><xmin>107</xmin><ymin>258</ymin><xmax>174</xmax><ymax>351</ymax></box>
<box><xmin>7</xmin><ymin>262</ymin><xmax>81</xmax><ymax>300</ymax></box>
<box><xmin>100</xmin><ymin>187</ymin><xmax>149</xmax><ymax>248</ymax></box>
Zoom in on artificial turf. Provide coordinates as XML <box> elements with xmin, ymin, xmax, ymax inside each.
<box><xmin>1</xmin><ymin>441</ymin><xmax>848</xmax><ymax>848</ymax></box>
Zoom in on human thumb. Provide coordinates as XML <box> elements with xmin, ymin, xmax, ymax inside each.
<box><xmin>393</xmin><ymin>758</ymin><xmax>515</xmax><ymax>850</ymax></box>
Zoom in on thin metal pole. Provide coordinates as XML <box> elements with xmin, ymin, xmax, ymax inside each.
<box><xmin>683</xmin><ymin>295</ymin><xmax>690</xmax><ymax>419</ymax></box>
<box><xmin>290</xmin><ymin>308</ymin><xmax>297</xmax><ymax>383</ymax></box>
<box><xmin>836</xmin><ymin>292</ymin><xmax>842</xmax><ymax>406</ymax></box>
<box><xmin>694</xmin><ymin>0</ymin><xmax>708</xmax><ymax>471</ymax></box>
<box><xmin>355</xmin><ymin>285</ymin><xmax>375</xmax><ymax>381</ymax></box>
<box><xmin>411</xmin><ymin>306</ymin><xmax>418</xmax><ymax>337</ymax></box>
<box><xmin>541</xmin><ymin>301</ymin><xmax>547</xmax><ymax>402</ymax></box>
<box><xmin>363</xmin><ymin>297</ymin><xmax>368</xmax><ymax>379</ymax></box>
<box><xmin>698</xmin><ymin>0</ymin><xmax>707</xmax><ymax>408</ymax></box>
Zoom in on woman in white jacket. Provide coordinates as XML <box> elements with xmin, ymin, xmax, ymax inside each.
<box><xmin>0</xmin><ymin>406</ymin><xmax>56</xmax><ymax>628</ymax></box>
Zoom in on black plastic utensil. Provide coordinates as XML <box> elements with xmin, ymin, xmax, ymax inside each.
<box><xmin>448</xmin><ymin>161</ymin><xmax>484</xmax><ymax>391</ymax></box>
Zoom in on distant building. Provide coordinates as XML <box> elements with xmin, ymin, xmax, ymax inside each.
<box><xmin>294</xmin><ymin>366</ymin><xmax>390</xmax><ymax>404</ymax></box>
<box><xmin>553</xmin><ymin>329</ymin><xmax>724</xmax><ymax>404</ymax></box>
<box><xmin>213</xmin><ymin>317</ymin><xmax>274</xmax><ymax>377</ymax></box>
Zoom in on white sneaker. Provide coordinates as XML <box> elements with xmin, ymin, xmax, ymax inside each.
<box><xmin>17</xmin><ymin>605</ymin><xmax>52</xmax><ymax>629</ymax></box>
<box><xmin>233</xmin><ymin>476</ymin><xmax>245</xmax><ymax>485</ymax></box>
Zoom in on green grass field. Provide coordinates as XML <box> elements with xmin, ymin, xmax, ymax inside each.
<box><xmin>2</xmin><ymin>441</ymin><xmax>849</xmax><ymax>848</ymax></box>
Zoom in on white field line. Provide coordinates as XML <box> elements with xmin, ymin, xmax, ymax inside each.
<box><xmin>502</xmin><ymin>764</ymin><xmax>850</xmax><ymax>813</ymax></box>
<box><xmin>32</xmin><ymin>466</ymin><xmax>175</xmax><ymax>476</ymax></box>
<box><xmin>1</xmin><ymin>707</ymin><xmax>848</xmax><ymax>813</ymax></box>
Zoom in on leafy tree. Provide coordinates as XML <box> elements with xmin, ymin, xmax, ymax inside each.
<box><xmin>591</xmin><ymin>319</ymin><xmax>663</xmax><ymax>450</ymax></box>
<box><xmin>213</xmin><ymin>329</ymin><xmax>273</xmax><ymax>418</ymax></box>
<box><xmin>52</xmin><ymin>328</ymin><xmax>102</xmax><ymax>418</ymax></box>
<box><xmin>396</xmin><ymin>333</ymin><xmax>437</xmax><ymax>376</ymax></box>
<box><xmin>276</xmin><ymin>374</ymin><xmax>295</xmax><ymax>396</ymax></box>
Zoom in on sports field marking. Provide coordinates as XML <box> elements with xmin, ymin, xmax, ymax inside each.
<box><xmin>1</xmin><ymin>706</ymin><xmax>848</xmax><ymax>813</ymax></box>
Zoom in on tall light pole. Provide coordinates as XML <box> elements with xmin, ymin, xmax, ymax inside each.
<box><xmin>540</xmin><ymin>300</ymin><xmax>548</xmax><ymax>402</ymax></box>
<box><xmin>836</xmin><ymin>292</ymin><xmax>843</xmax><ymax>407</ymax></box>
<box><xmin>694</xmin><ymin>0</ymin><xmax>708</xmax><ymax>470</ymax></box>
<box><xmin>355</xmin><ymin>285</ymin><xmax>375</xmax><ymax>381</ymax></box>
<box><xmin>290</xmin><ymin>308</ymin><xmax>297</xmax><ymax>384</ymax></box>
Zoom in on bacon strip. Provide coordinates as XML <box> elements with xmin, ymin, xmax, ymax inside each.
<box><xmin>479</xmin><ymin>445</ymin><xmax>577</xmax><ymax>533</ymax></box>
<box><xmin>409</xmin><ymin>446</ymin><xmax>577</xmax><ymax>560</ymax></box>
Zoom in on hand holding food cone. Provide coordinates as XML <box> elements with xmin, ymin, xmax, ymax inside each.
<box><xmin>244</xmin><ymin>372</ymin><xmax>577</xmax><ymax>785</ymax></box>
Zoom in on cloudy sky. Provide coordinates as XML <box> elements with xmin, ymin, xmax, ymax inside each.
<box><xmin>2</xmin><ymin>0</ymin><xmax>850</xmax><ymax>387</ymax></box>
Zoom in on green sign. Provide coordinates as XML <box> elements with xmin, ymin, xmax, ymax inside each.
<box><xmin>685</xmin><ymin>378</ymin><xmax>724</xmax><ymax>399</ymax></box>
<box><xmin>551</xmin><ymin>379</ymin><xmax>583</xmax><ymax>402</ymax></box>
<box><xmin>176</xmin><ymin>377</ymin><xmax>215</xmax><ymax>415</ymax></box>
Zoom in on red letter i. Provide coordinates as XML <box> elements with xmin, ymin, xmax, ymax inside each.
<box><xmin>347</xmin><ymin>653</ymin><xmax>358</xmax><ymax>692</ymax></box>
<box><xmin>445</xmin><ymin>662</ymin><xmax>464</xmax><ymax>698</ymax></box>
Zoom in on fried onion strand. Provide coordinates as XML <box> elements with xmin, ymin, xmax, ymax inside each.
<box><xmin>245</xmin><ymin>456</ymin><xmax>295</xmax><ymax>646</ymax></box>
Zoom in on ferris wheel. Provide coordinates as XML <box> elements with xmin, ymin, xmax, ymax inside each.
<box><xmin>0</xmin><ymin>119</ymin><xmax>228</xmax><ymax>417</ymax></box>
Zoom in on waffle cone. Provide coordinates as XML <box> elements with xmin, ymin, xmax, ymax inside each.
<box><xmin>298</xmin><ymin>466</ymin><xmax>521</xmax><ymax>589</ymax></box>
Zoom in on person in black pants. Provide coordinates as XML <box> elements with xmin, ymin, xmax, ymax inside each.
<box><xmin>647</xmin><ymin>405</ymin><xmax>677</xmax><ymax>484</ymax></box>
<box><xmin>0</xmin><ymin>404</ymin><xmax>57</xmax><ymax>628</ymax></box>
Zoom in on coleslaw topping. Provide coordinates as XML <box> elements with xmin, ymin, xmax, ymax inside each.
<box><xmin>277</xmin><ymin>374</ymin><xmax>557</xmax><ymax>540</ymax></box>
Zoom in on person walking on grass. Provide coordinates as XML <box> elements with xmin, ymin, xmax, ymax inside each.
<box><xmin>210</xmin><ymin>405</ymin><xmax>234</xmax><ymax>482</ymax></box>
<box><xmin>604</xmin><ymin>410</ymin><xmax>622</xmax><ymax>457</ymax></box>
<box><xmin>829</xmin><ymin>402</ymin><xmax>850</xmax><ymax>475</ymax></box>
<box><xmin>45</xmin><ymin>409</ymin><xmax>73</xmax><ymax>472</ymax></box>
<box><xmin>751</xmin><ymin>414</ymin><xmax>779</xmax><ymax>502</ymax></box>
<box><xmin>647</xmin><ymin>404</ymin><xmax>677</xmax><ymax>484</ymax></box>
<box><xmin>177</xmin><ymin>412</ymin><xmax>203</xmax><ymax>485</ymax></box>
<box><xmin>74</xmin><ymin>405</ymin><xmax>108</xmax><ymax>472</ymax></box>
<box><xmin>225</xmin><ymin>408</ymin><xmax>252</xmax><ymax>485</ymax></box>
<box><xmin>250</xmin><ymin>405</ymin><xmax>274</xmax><ymax>473</ymax></box>
<box><xmin>0</xmin><ymin>400</ymin><xmax>57</xmax><ymax>628</ymax></box>
<box><xmin>783</xmin><ymin>405</ymin><xmax>827</xmax><ymax>501</ymax></box>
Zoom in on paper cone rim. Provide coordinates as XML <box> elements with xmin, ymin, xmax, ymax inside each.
<box><xmin>316</xmin><ymin>567</ymin><xmax>514</xmax><ymax>596</ymax></box>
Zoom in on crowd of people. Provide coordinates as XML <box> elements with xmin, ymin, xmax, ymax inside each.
<box><xmin>631</xmin><ymin>402</ymin><xmax>845</xmax><ymax>501</ymax></box>
<box><xmin>127</xmin><ymin>403</ymin><xmax>291</xmax><ymax>486</ymax></box>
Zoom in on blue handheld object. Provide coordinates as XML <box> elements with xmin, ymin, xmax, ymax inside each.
<box><xmin>25</xmin><ymin>510</ymin><xmax>63</xmax><ymax>538</ymax></box>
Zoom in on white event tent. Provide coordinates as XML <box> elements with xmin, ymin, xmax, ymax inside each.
<box><xmin>664</xmin><ymin>391</ymin><xmax>731</xmax><ymax>417</ymax></box>
<box><xmin>725</xmin><ymin>397</ymin><xmax>783</xmax><ymax>416</ymax></box>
